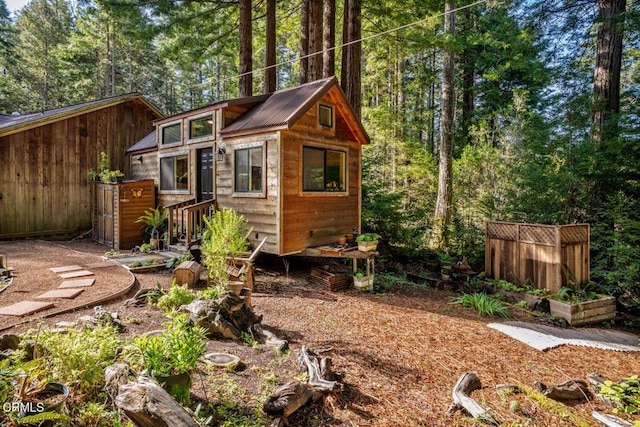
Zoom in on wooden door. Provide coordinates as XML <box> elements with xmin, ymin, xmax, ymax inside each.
<box><xmin>197</xmin><ymin>148</ymin><xmax>214</xmax><ymax>202</ymax></box>
<box><xmin>95</xmin><ymin>185</ymin><xmax>114</xmax><ymax>246</ymax></box>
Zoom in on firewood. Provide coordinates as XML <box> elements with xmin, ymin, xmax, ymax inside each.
<box><xmin>447</xmin><ymin>372</ymin><xmax>498</xmax><ymax>425</ymax></box>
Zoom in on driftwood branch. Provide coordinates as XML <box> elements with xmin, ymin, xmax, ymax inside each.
<box><xmin>534</xmin><ymin>379</ymin><xmax>592</xmax><ymax>402</ymax></box>
<box><xmin>114</xmin><ymin>376</ymin><xmax>200</xmax><ymax>427</ymax></box>
<box><xmin>263</xmin><ymin>346</ymin><xmax>342</xmax><ymax>425</ymax></box>
<box><xmin>591</xmin><ymin>411</ymin><xmax>634</xmax><ymax>427</ymax></box>
<box><xmin>447</xmin><ymin>372</ymin><xmax>498</xmax><ymax>425</ymax></box>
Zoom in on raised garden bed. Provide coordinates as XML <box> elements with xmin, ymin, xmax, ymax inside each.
<box><xmin>548</xmin><ymin>295</ymin><xmax>616</xmax><ymax>326</ymax></box>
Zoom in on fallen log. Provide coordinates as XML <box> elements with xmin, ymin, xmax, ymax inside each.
<box><xmin>263</xmin><ymin>346</ymin><xmax>342</xmax><ymax>426</ymax></box>
<box><xmin>114</xmin><ymin>375</ymin><xmax>200</xmax><ymax>427</ymax></box>
<box><xmin>534</xmin><ymin>379</ymin><xmax>591</xmax><ymax>402</ymax></box>
<box><xmin>592</xmin><ymin>411</ymin><xmax>634</xmax><ymax>427</ymax></box>
<box><xmin>447</xmin><ymin>372</ymin><xmax>498</xmax><ymax>425</ymax></box>
<box><xmin>252</xmin><ymin>323</ymin><xmax>288</xmax><ymax>352</ymax></box>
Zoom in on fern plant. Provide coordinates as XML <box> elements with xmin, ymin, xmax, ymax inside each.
<box><xmin>450</xmin><ymin>293</ymin><xmax>511</xmax><ymax>318</ymax></box>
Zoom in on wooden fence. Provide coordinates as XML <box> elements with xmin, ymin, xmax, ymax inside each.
<box><xmin>485</xmin><ymin>222</ymin><xmax>590</xmax><ymax>293</ymax></box>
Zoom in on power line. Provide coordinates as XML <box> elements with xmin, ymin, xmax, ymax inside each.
<box><xmin>213</xmin><ymin>0</ymin><xmax>490</xmax><ymax>86</ymax></box>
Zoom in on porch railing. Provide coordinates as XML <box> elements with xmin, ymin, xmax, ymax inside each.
<box><xmin>164</xmin><ymin>199</ymin><xmax>217</xmax><ymax>249</ymax></box>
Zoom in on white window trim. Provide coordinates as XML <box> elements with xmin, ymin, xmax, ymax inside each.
<box><xmin>300</xmin><ymin>142</ymin><xmax>348</xmax><ymax>197</ymax></box>
<box><xmin>159</xmin><ymin>150</ymin><xmax>190</xmax><ymax>194</ymax></box>
<box><xmin>232</xmin><ymin>141</ymin><xmax>267</xmax><ymax>198</ymax></box>
<box><xmin>159</xmin><ymin>120</ymin><xmax>183</xmax><ymax>148</ymax></box>
<box><xmin>187</xmin><ymin>113</ymin><xmax>215</xmax><ymax>144</ymax></box>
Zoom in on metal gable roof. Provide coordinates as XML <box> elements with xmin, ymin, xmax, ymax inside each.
<box><xmin>126</xmin><ymin>130</ymin><xmax>157</xmax><ymax>154</ymax></box>
<box><xmin>0</xmin><ymin>93</ymin><xmax>163</xmax><ymax>137</ymax></box>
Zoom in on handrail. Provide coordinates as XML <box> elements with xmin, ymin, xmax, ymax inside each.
<box><xmin>163</xmin><ymin>199</ymin><xmax>217</xmax><ymax>249</ymax></box>
<box><xmin>184</xmin><ymin>200</ymin><xmax>217</xmax><ymax>248</ymax></box>
<box><xmin>163</xmin><ymin>199</ymin><xmax>196</xmax><ymax>247</ymax></box>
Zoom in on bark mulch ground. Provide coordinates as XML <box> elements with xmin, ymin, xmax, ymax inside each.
<box><xmin>1</xmin><ymin>239</ymin><xmax>639</xmax><ymax>426</ymax></box>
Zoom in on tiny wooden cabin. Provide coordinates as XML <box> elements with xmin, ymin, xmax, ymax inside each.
<box><xmin>0</xmin><ymin>94</ymin><xmax>161</xmax><ymax>239</ymax></box>
<box><xmin>127</xmin><ymin>77</ymin><xmax>370</xmax><ymax>255</ymax></box>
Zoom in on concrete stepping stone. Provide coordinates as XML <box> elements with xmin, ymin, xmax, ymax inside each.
<box><xmin>49</xmin><ymin>265</ymin><xmax>83</xmax><ymax>273</ymax></box>
<box><xmin>0</xmin><ymin>301</ymin><xmax>55</xmax><ymax>316</ymax></box>
<box><xmin>36</xmin><ymin>288</ymin><xmax>84</xmax><ymax>299</ymax></box>
<box><xmin>58</xmin><ymin>278</ymin><xmax>95</xmax><ymax>289</ymax></box>
<box><xmin>58</xmin><ymin>270</ymin><xmax>94</xmax><ymax>279</ymax></box>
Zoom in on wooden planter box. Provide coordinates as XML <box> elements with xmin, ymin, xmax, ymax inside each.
<box><xmin>354</xmin><ymin>275</ymin><xmax>374</xmax><ymax>291</ymax></box>
<box><xmin>358</xmin><ymin>241</ymin><xmax>378</xmax><ymax>252</ymax></box>
<box><xmin>548</xmin><ymin>295</ymin><xmax>615</xmax><ymax>326</ymax></box>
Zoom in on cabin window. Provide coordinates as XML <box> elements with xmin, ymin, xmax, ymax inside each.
<box><xmin>160</xmin><ymin>153</ymin><xmax>189</xmax><ymax>191</ymax></box>
<box><xmin>318</xmin><ymin>104</ymin><xmax>333</xmax><ymax>128</ymax></box>
<box><xmin>161</xmin><ymin>123</ymin><xmax>182</xmax><ymax>146</ymax></box>
<box><xmin>234</xmin><ymin>146</ymin><xmax>264</xmax><ymax>193</ymax></box>
<box><xmin>189</xmin><ymin>116</ymin><xmax>213</xmax><ymax>140</ymax></box>
<box><xmin>303</xmin><ymin>146</ymin><xmax>346</xmax><ymax>192</ymax></box>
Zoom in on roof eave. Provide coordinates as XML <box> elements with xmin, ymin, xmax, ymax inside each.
<box><xmin>220</xmin><ymin>123</ymin><xmax>289</xmax><ymax>139</ymax></box>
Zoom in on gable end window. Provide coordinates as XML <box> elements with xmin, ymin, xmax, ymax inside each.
<box><xmin>234</xmin><ymin>146</ymin><xmax>264</xmax><ymax>194</ymax></box>
<box><xmin>318</xmin><ymin>104</ymin><xmax>333</xmax><ymax>128</ymax></box>
<box><xmin>303</xmin><ymin>146</ymin><xmax>346</xmax><ymax>192</ymax></box>
<box><xmin>189</xmin><ymin>116</ymin><xmax>213</xmax><ymax>140</ymax></box>
<box><xmin>160</xmin><ymin>153</ymin><xmax>189</xmax><ymax>192</ymax></box>
<box><xmin>161</xmin><ymin>123</ymin><xmax>182</xmax><ymax>146</ymax></box>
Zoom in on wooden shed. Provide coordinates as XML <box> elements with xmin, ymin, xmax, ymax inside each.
<box><xmin>128</xmin><ymin>77</ymin><xmax>370</xmax><ymax>255</ymax></box>
<box><xmin>485</xmin><ymin>221</ymin><xmax>590</xmax><ymax>293</ymax></box>
<box><xmin>0</xmin><ymin>94</ymin><xmax>162</xmax><ymax>239</ymax></box>
<box><xmin>94</xmin><ymin>179</ymin><xmax>156</xmax><ymax>250</ymax></box>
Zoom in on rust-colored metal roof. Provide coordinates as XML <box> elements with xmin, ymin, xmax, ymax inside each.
<box><xmin>126</xmin><ymin>130</ymin><xmax>156</xmax><ymax>154</ymax></box>
<box><xmin>220</xmin><ymin>78</ymin><xmax>335</xmax><ymax>136</ymax></box>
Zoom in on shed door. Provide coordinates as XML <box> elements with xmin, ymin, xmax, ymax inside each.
<box><xmin>95</xmin><ymin>186</ymin><xmax>114</xmax><ymax>246</ymax></box>
<box><xmin>197</xmin><ymin>148</ymin><xmax>214</xmax><ymax>202</ymax></box>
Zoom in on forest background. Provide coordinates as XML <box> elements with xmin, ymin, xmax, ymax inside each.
<box><xmin>0</xmin><ymin>0</ymin><xmax>639</xmax><ymax>313</ymax></box>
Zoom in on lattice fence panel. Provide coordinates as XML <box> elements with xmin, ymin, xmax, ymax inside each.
<box><xmin>486</xmin><ymin>222</ymin><xmax>518</xmax><ymax>241</ymax></box>
<box><xmin>519</xmin><ymin>225</ymin><xmax>556</xmax><ymax>245</ymax></box>
<box><xmin>560</xmin><ymin>226</ymin><xmax>589</xmax><ymax>244</ymax></box>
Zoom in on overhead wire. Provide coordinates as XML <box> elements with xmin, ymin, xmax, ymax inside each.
<box><xmin>212</xmin><ymin>0</ymin><xmax>490</xmax><ymax>86</ymax></box>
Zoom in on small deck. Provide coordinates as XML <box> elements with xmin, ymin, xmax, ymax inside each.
<box><xmin>164</xmin><ymin>199</ymin><xmax>217</xmax><ymax>251</ymax></box>
<box><xmin>299</xmin><ymin>244</ymin><xmax>377</xmax><ymax>276</ymax></box>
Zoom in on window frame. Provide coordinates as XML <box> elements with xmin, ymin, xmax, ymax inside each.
<box><xmin>301</xmin><ymin>144</ymin><xmax>348</xmax><ymax>195</ymax></box>
<box><xmin>187</xmin><ymin>113</ymin><xmax>214</xmax><ymax>143</ymax></box>
<box><xmin>232</xmin><ymin>141</ymin><xmax>267</xmax><ymax>198</ymax></box>
<box><xmin>318</xmin><ymin>104</ymin><xmax>334</xmax><ymax>129</ymax></box>
<box><xmin>159</xmin><ymin>121</ymin><xmax>183</xmax><ymax>147</ymax></box>
<box><xmin>159</xmin><ymin>151</ymin><xmax>190</xmax><ymax>194</ymax></box>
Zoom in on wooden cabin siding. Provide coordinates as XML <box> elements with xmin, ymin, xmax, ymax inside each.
<box><xmin>280</xmin><ymin>126</ymin><xmax>361</xmax><ymax>255</ymax></box>
<box><xmin>130</xmin><ymin>152</ymin><xmax>159</xmax><ymax>183</ymax></box>
<box><xmin>0</xmin><ymin>100</ymin><xmax>157</xmax><ymax>239</ymax></box>
<box><xmin>215</xmin><ymin>133</ymin><xmax>280</xmax><ymax>254</ymax></box>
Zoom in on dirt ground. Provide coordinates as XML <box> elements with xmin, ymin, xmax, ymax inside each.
<box><xmin>1</xmin><ymin>239</ymin><xmax>639</xmax><ymax>426</ymax></box>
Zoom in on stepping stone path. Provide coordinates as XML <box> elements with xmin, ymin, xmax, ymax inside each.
<box><xmin>0</xmin><ymin>265</ymin><xmax>97</xmax><ymax>317</ymax></box>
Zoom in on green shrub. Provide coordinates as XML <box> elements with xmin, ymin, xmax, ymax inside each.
<box><xmin>450</xmin><ymin>293</ymin><xmax>511</xmax><ymax>318</ymax></box>
<box><xmin>156</xmin><ymin>280</ymin><xmax>196</xmax><ymax>311</ymax></box>
<box><xmin>597</xmin><ymin>375</ymin><xmax>640</xmax><ymax>415</ymax></box>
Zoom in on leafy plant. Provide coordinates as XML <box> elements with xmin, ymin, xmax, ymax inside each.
<box><xmin>450</xmin><ymin>293</ymin><xmax>511</xmax><ymax>318</ymax></box>
<box><xmin>155</xmin><ymin>280</ymin><xmax>196</xmax><ymax>311</ymax></box>
<box><xmin>437</xmin><ymin>251</ymin><xmax>454</xmax><ymax>266</ymax></box>
<box><xmin>355</xmin><ymin>232</ymin><xmax>381</xmax><ymax>242</ymax></box>
<box><xmin>597</xmin><ymin>375</ymin><xmax>640</xmax><ymax>415</ymax></box>
<box><xmin>200</xmin><ymin>208</ymin><xmax>252</xmax><ymax>285</ymax></box>
<box><xmin>136</xmin><ymin>207</ymin><xmax>168</xmax><ymax>243</ymax></box>
<box><xmin>552</xmin><ymin>284</ymin><xmax>599</xmax><ymax>303</ymax></box>
<box><xmin>139</xmin><ymin>243</ymin><xmax>152</xmax><ymax>253</ymax></box>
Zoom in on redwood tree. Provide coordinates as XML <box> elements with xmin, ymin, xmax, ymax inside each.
<box><xmin>239</xmin><ymin>0</ymin><xmax>252</xmax><ymax>97</ymax></box>
<box><xmin>323</xmin><ymin>0</ymin><xmax>336</xmax><ymax>78</ymax></box>
<box><xmin>264</xmin><ymin>0</ymin><xmax>276</xmax><ymax>93</ymax></box>
<box><xmin>341</xmin><ymin>0</ymin><xmax>361</xmax><ymax>118</ymax></box>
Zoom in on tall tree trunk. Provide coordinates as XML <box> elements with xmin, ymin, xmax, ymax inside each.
<box><xmin>341</xmin><ymin>0</ymin><xmax>361</xmax><ymax>118</ymax></box>
<box><xmin>309</xmin><ymin>0</ymin><xmax>323</xmax><ymax>81</ymax></box>
<box><xmin>300</xmin><ymin>0</ymin><xmax>309</xmax><ymax>84</ymax></box>
<box><xmin>460</xmin><ymin>8</ymin><xmax>474</xmax><ymax>147</ymax></box>
<box><xmin>323</xmin><ymin>0</ymin><xmax>335</xmax><ymax>78</ymax></box>
<box><xmin>264</xmin><ymin>0</ymin><xmax>276</xmax><ymax>93</ymax></box>
<box><xmin>430</xmin><ymin>1</ymin><xmax>456</xmax><ymax>250</ymax></box>
<box><xmin>239</xmin><ymin>0</ymin><xmax>252</xmax><ymax>97</ymax></box>
<box><xmin>592</xmin><ymin>0</ymin><xmax>626</xmax><ymax>144</ymax></box>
